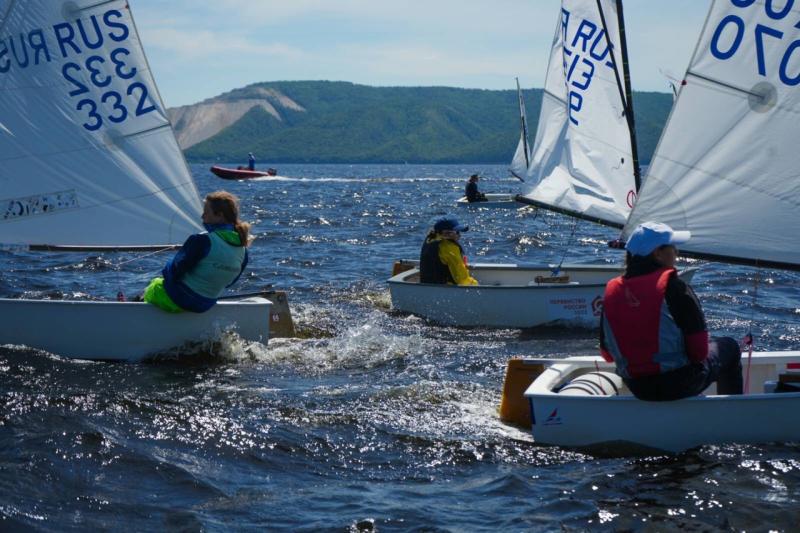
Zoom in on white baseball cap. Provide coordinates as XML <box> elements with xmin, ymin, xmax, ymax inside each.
<box><xmin>625</xmin><ymin>221</ymin><xmax>691</xmax><ymax>256</ymax></box>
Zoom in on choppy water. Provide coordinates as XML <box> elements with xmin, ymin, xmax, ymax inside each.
<box><xmin>1</xmin><ymin>164</ymin><xmax>799</xmax><ymax>531</ymax></box>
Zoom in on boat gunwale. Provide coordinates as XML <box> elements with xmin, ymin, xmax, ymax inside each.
<box><xmin>387</xmin><ymin>264</ymin><xmax>621</xmax><ymax>290</ymax></box>
<box><xmin>0</xmin><ymin>297</ymin><xmax>272</xmax><ymax>307</ymax></box>
<box><xmin>524</xmin><ymin>354</ymin><xmax>800</xmax><ymax>402</ymax></box>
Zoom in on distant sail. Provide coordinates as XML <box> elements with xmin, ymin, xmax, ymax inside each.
<box><xmin>623</xmin><ymin>1</ymin><xmax>800</xmax><ymax>270</ymax></box>
<box><xmin>509</xmin><ymin>77</ymin><xmax>531</xmax><ymax>180</ymax></box>
<box><xmin>0</xmin><ymin>1</ymin><xmax>202</xmax><ymax>249</ymax></box>
<box><xmin>519</xmin><ymin>0</ymin><xmax>638</xmax><ymax>227</ymax></box>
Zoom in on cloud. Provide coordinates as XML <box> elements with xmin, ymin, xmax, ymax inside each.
<box><xmin>132</xmin><ymin>0</ymin><xmax>712</xmax><ymax>105</ymax></box>
<box><xmin>142</xmin><ymin>28</ymin><xmax>306</xmax><ymax>63</ymax></box>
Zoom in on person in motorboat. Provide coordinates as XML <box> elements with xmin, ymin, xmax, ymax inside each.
<box><xmin>142</xmin><ymin>191</ymin><xmax>250</xmax><ymax>313</ymax></box>
<box><xmin>419</xmin><ymin>217</ymin><xmax>478</xmax><ymax>286</ymax></box>
<box><xmin>465</xmin><ymin>174</ymin><xmax>487</xmax><ymax>203</ymax></box>
<box><xmin>247</xmin><ymin>152</ymin><xmax>256</xmax><ymax>171</ymax></box>
<box><xmin>599</xmin><ymin>221</ymin><xmax>743</xmax><ymax>401</ymax></box>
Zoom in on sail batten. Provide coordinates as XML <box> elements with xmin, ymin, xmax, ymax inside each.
<box><xmin>623</xmin><ymin>0</ymin><xmax>800</xmax><ymax>269</ymax></box>
<box><xmin>0</xmin><ymin>0</ymin><xmax>202</xmax><ymax>249</ymax></box>
<box><xmin>520</xmin><ymin>0</ymin><xmax>638</xmax><ymax>226</ymax></box>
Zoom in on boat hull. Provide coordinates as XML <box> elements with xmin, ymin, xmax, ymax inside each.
<box><xmin>0</xmin><ymin>297</ymin><xmax>272</xmax><ymax>361</ymax></box>
<box><xmin>524</xmin><ymin>353</ymin><xmax>800</xmax><ymax>452</ymax></box>
<box><xmin>456</xmin><ymin>194</ymin><xmax>523</xmax><ymax>209</ymax></box>
<box><xmin>210</xmin><ymin>165</ymin><xmax>276</xmax><ymax>180</ymax></box>
<box><xmin>387</xmin><ymin>263</ymin><xmax>619</xmax><ymax>328</ymax></box>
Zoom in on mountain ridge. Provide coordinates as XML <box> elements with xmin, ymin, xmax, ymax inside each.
<box><xmin>169</xmin><ymin>80</ymin><xmax>672</xmax><ymax>165</ymax></box>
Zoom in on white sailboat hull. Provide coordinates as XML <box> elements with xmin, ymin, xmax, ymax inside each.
<box><xmin>524</xmin><ymin>353</ymin><xmax>800</xmax><ymax>452</ymax></box>
<box><xmin>0</xmin><ymin>297</ymin><xmax>271</xmax><ymax>361</ymax></box>
<box><xmin>455</xmin><ymin>194</ymin><xmax>523</xmax><ymax>209</ymax></box>
<box><xmin>388</xmin><ymin>263</ymin><xmax>619</xmax><ymax>328</ymax></box>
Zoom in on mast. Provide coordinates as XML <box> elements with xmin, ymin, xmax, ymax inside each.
<box><xmin>597</xmin><ymin>0</ymin><xmax>641</xmax><ymax>192</ymax></box>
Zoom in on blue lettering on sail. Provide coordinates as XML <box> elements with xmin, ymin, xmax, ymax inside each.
<box><xmin>0</xmin><ymin>40</ymin><xmax>9</xmax><ymax>73</ymax></box>
<box><xmin>561</xmin><ymin>9</ymin><xmax>617</xmax><ymax>126</ymax></box>
<box><xmin>2</xmin><ymin>191</ymin><xmax>79</xmax><ymax>221</ymax></box>
<box><xmin>710</xmin><ymin>0</ymin><xmax>800</xmax><ymax>86</ymax></box>
<box><xmin>0</xmin><ymin>9</ymin><xmax>157</xmax><ymax>132</ymax></box>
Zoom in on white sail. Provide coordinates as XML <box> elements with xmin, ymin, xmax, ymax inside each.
<box><xmin>509</xmin><ymin>78</ymin><xmax>531</xmax><ymax>180</ymax></box>
<box><xmin>521</xmin><ymin>0</ymin><xmax>637</xmax><ymax>227</ymax></box>
<box><xmin>623</xmin><ymin>1</ymin><xmax>800</xmax><ymax>269</ymax></box>
<box><xmin>0</xmin><ymin>0</ymin><xmax>202</xmax><ymax>249</ymax></box>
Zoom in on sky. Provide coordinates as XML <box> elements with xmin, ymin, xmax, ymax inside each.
<box><xmin>132</xmin><ymin>0</ymin><xmax>712</xmax><ymax>107</ymax></box>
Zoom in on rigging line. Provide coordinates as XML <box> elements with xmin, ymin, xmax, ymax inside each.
<box><xmin>113</xmin><ymin>246</ymin><xmax>175</xmax><ymax>268</ymax></box>
<box><xmin>111</xmin><ymin>245</ymin><xmax>173</xmax><ymax>301</ymax></box>
<box><xmin>553</xmin><ymin>216</ymin><xmax>580</xmax><ymax>276</ymax></box>
<box><xmin>743</xmin><ymin>266</ymin><xmax>761</xmax><ymax>394</ymax></box>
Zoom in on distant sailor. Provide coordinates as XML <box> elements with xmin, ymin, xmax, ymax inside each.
<box><xmin>143</xmin><ymin>191</ymin><xmax>250</xmax><ymax>313</ymax></box>
<box><xmin>248</xmin><ymin>152</ymin><xmax>256</xmax><ymax>171</ymax></box>
<box><xmin>419</xmin><ymin>217</ymin><xmax>478</xmax><ymax>286</ymax></box>
<box><xmin>465</xmin><ymin>174</ymin><xmax>487</xmax><ymax>203</ymax></box>
<box><xmin>600</xmin><ymin>221</ymin><xmax>743</xmax><ymax>401</ymax></box>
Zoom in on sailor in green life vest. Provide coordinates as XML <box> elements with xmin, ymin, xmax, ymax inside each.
<box><xmin>419</xmin><ymin>217</ymin><xmax>478</xmax><ymax>286</ymax></box>
<box><xmin>143</xmin><ymin>191</ymin><xmax>250</xmax><ymax>313</ymax></box>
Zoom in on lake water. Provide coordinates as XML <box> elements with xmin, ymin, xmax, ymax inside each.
<box><xmin>1</xmin><ymin>164</ymin><xmax>799</xmax><ymax>531</ymax></box>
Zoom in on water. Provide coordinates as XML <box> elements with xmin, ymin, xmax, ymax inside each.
<box><xmin>1</xmin><ymin>164</ymin><xmax>799</xmax><ymax>531</ymax></box>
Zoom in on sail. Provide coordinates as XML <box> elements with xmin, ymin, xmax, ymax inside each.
<box><xmin>520</xmin><ymin>0</ymin><xmax>637</xmax><ymax>227</ymax></box>
<box><xmin>509</xmin><ymin>78</ymin><xmax>531</xmax><ymax>180</ymax></box>
<box><xmin>623</xmin><ymin>1</ymin><xmax>800</xmax><ymax>270</ymax></box>
<box><xmin>0</xmin><ymin>0</ymin><xmax>202</xmax><ymax>249</ymax></box>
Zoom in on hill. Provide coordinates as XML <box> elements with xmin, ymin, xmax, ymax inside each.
<box><xmin>169</xmin><ymin>81</ymin><xmax>672</xmax><ymax>164</ymax></box>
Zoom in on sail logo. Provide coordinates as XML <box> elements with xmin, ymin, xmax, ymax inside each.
<box><xmin>560</xmin><ymin>8</ymin><xmax>617</xmax><ymax>126</ymax></box>
<box><xmin>592</xmin><ymin>296</ymin><xmax>603</xmax><ymax>317</ymax></box>
<box><xmin>2</xmin><ymin>190</ymin><xmax>79</xmax><ymax>221</ymax></box>
<box><xmin>544</xmin><ymin>408</ymin><xmax>563</xmax><ymax>426</ymax></box>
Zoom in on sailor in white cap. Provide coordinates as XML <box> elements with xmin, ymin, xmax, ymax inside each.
<box><xmin>599</xmin><ymin>222</ymin><xmax>742</xmax><ymax>401</ymax></box>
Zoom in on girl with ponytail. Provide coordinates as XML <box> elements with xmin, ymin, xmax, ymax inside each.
<box><xmin>143</xmin><ymin>190</ymin><xmax>251</xmax><ymax>313</ymax></box>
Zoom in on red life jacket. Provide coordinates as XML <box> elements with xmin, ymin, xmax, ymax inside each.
<box><xmin>601</xmin><ymin>267</ymin><xmax>691</xmax><ymax>379</ymax></box>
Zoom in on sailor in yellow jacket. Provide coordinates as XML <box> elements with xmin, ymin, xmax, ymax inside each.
<box><xmin>419</xmin><ymin>217</ymin><xmax>478</xmax><ymax>286</ymax></box>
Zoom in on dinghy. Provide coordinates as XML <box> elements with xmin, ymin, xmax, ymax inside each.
<box><xmin>452</xmin><ymin>78</ymin><xmax>532</xmax><ymax>210</ymax></box>
<box><xmin>0</xmin><ymin>1</ymin><xmax>272</xmax><ymax>360</ymax></box>
<box><xmin>210</xmin><ymin>165</ymin><xmax>279</xmax><ymax>180</ymax></box>
<box><xmin>509</xmin><ymin>77</ymin><xmax>532</xmax><ymax>181</ymax></box>
<box><xmin>454</xmin><ymin>193</ymin><xmax>522</xmax><ymax>209</ymax></box>
<box><xmin>390</xmin><ymin>0</ymin><xmax>641</xmax><ymax>328</ymax></box>
<box><xmin>511</xmin><ymin>0</ymin><xmax>800</xmax><ymax>451</ymax></box>
<box><xmin>389</xmin><ymin>263</ymin><xmax>619</xmax><ymax>328</ymax></box>
<box><xmin>518</xmin><ymin>354</ymin><xmax>800</xmax><ymax>453</ymax></box>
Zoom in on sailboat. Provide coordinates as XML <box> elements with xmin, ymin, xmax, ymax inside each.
<box><xmin>0</xmin><ymin>1</ymin><xmax>272</xmax><ymax>360</ymax></box>
<box><xmin>514</xmin><ymin>0</ymin><xmax>800</xmax><ymax>452</ymax></box>
<box><xmin>510</xmin><ymin>77</ymin><xmax>532</xmax><ymax>181</ymax></box>
<box><xmin>455</xmin><ymin>78</ymin><xmax>530</xmax><ymax>209</ymax></box>
<box><xmin>389</xmin><ymin>0</ymin><xmax>639</xmax><ymax>328</ymax></box>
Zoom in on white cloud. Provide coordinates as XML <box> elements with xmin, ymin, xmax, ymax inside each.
<box><xmin>132</xmin><ymin>0</ymin><xmax>712</xmax><ymax>105</ymax></box>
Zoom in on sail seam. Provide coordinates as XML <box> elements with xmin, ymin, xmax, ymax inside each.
<box><xmin>0</xmin><ymin>123</ymin><xmax>173</xmax><ymax>164</ymax></box>
<box><xmin>76</xmin><ymin>0</ymin><xmax>124</xmax><ymax>12</ymax></box>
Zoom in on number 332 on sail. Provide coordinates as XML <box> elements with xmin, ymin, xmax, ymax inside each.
<box><xmin>0</xmin><ymin>7</ymin><xmax>157</xmax><ymax>132</ymax></box>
